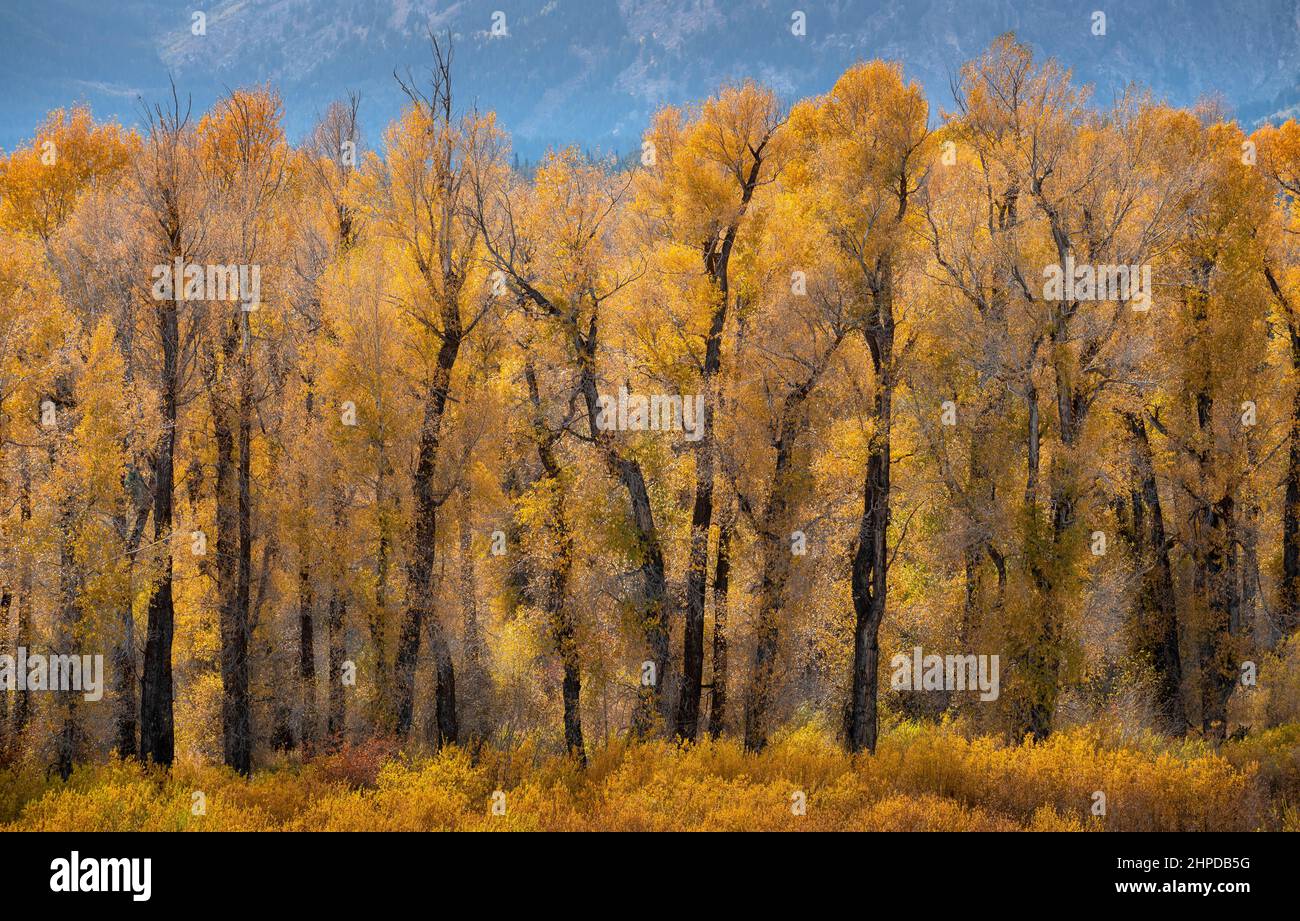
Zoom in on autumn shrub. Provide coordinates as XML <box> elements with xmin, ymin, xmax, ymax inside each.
<box><xmin>0</xmin><ymin>721</ymin><xmax>1281</xmax><ymax>831</ymax></box>
<box><xmin>308</xmin><ymin>735</ymin><xmax>401</xmax><ymax>789</ymax></box>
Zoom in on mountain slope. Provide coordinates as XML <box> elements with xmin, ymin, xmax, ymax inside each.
<box><xmin>2</xmin><ymin>0</ymin><xmax>1298</xmax><ymax>157</ymax></box>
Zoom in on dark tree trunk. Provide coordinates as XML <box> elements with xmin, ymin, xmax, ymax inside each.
<box><xmin>111</xmin><ymin>467</ymin><xmax>148</xmax><ymax>760</ymax></box>
<box><xmin>140</xmin><ymin>295</ymin><xmax>179</xmax><ymax>768</ymax></box>
<box><xmin>526</xmin><ymin>359</ymin><xmax>585</xmax><ymax>764</ymax></box>
<box><xmin>394</xmin><ymin>325</ymin><xmax>459</xmax><ymax>740</ymax></box>
<box><xmin>707</xmin><ymin>504</ymin><xmax>733</xmax><ymax>738</ymax></box>
<box><xmin>1264</xmin><ymin>265</ymin><xmax>1300</xmax><ymax>638</ymax></box>
<box><xmin>675</xmin><ymin>151</ymin><xmax>768</xmax><ymax>742</ymax></box>
<box><xmin>1282</xmin><ymin>324</ymin><xmax>1300</xmax><ymax>637</ymax></box>
<box><xmin>113</xmin><ymin>555</ymin><xmax>140</xmax><ymax>759</ymax></box>
<box><xmin>425</xmin><ymin>618</ymin><xmax>458</xmax><ymax>748</ymax></box>
<box><xmin>212</xmin><ymin>362</ymin><xmax>251</xmax><ymax>774</ymax></box>
<box><xmin>370</xmin><ymin>453</ymin><xmax>392</xmax><ymax>730</ymax></box>
<box><xmin>297</xmin><ymin>552</ymin><xmax>316</xmax><ymax>751</ymax></box>
<box><xmin>573</xmin><ymin>320</ymin><xmax>670</xmax><ymax>735</ymax></box>
<box><xmin>327</xmin><ymin>588</ymin><xmax>347</xmax><ymax>742</ymax></box>
<box><xmin>847</xmin><ymin>269</ymin><xmax>895</xmax><ymax>754</ymax></box>
<box><xmin>55</xmin><ymin>484</ymin><xmax>79</xmax><ymax>781</ymax></box>
<box><xmin>1190</xmin><ymin>264</ymin><xmax>1239</xmax><ymax>742</ymax></box>
<box><xmin>1119</xmin><ymin>411</ymin><xmax>1186</xmax><ymax>732</ymax></box>
<box><xmin>457</xmin><ymin>513</ymin><xmax>488</xmax><ymax>745</ymax></box>
<box><xmin>1197</xmin><ymin>496</ymin><xmax>1239</xmax><ymax>741</ymax></box>
<box><xmin>743</xmin><ymin>522</ymin><xmax>791</xmax><ymax>752</ymax></box>
<box><xmin>209</xmin><ymin>309</ymin><xmax>252</xmax><ymax>776</ymax></box>
<box><xmin>11</xmin><ymin>457</ymin><xmax>32</xmax><ymax>744</ymax></box>
<box><xmin>297</xmin><ymin>381</ymin><xmax>317</xmax><ymax>752</ymax></box>
<box><xmin>326</xmin><ymin>486</ymin><xmax>348</xmax><ymax>743</ymax></box>
<box><xmin>233</xmin><ymin>316</ymin><xmax>254</xmax><ymax>772</ymax></box>
<box><xmin>743</xmin><ymin>353</ymin><xmax>831</xmax><ymax>751</ymax></box>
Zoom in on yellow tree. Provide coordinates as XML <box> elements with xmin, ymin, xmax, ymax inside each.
<box><xmin>0</xmin><ymin>107</ymin><xmax>133</xmax><ymax>244</ymax></box>
<box><xmin>365</xmin><ymin>34</ymin><xmax>507</xmax><ymax>742</ymax></box>
<box><xmin>1255</xmin><ymin>118</ymin><xmax>1300</xmax><ymax>639</ymax></box>
<box><xmin>787</xmin><ymin>61</ymin><xmax>931</xmax><ymax>752</ymax></box>
<box><xmin>473</xmin><ymin>148</ymin><xmax>640</xmax><ymax>756</ymax></box>
<box><xmin>635</xmin><ymin>82</ymin><xmax>786</xmax><ymax>740</ymax></box>
<box><xmin>194</xmin><ymin>85</ymin><xmax>288</xmax><ymax>774</ymax></box>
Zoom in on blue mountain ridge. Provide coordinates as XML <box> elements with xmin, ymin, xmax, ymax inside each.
<box><xmin>1</xmin><ymin>0</ymin><xmax>1297</xmax><ymax>160</ymax></box>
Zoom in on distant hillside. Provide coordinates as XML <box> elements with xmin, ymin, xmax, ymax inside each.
<box><xmin>2</xmin><ymin>0</ymin><xmax>1299</xmax><ymax>157</ymax></box>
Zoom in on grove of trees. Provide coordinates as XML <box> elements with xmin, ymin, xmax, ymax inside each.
<box><xmin>2</xmin><ymin>34</ymin><xmax>1299</xmax><ymax>780</ymax></box>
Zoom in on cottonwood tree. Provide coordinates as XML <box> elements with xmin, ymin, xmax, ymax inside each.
<box><xmin>635</xmin><ymin>83</ymin><xmax>786</xmax><ymax>741</ymax></box>
<box><xmin>367</xmin><ymin>33</ymin><xmax>506</xmax><ymax>743</ymax></box>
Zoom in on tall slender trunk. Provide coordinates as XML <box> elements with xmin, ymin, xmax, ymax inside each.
<box><xmin>743</xmin><ymin>351</ymin><xmax>832</xmax><ymax>750</ymax></box>
<box><xmin>297</xmin><ymin>546</ymin><xmax>316</xmax><ymax>751</ymax></box>
<box><xmin>55</xmin><ymin>474</ymin><xmax>80</xmax><ymax>781</ymax></box>
<box><xmin>1118</xmin><ymin>411</ymin><xmax>1185</xmax><ymax>731</ymax></box>
<box><xmin>326</xmin><ymin>485</ymin><xmax>348</xmax><ymax>742</ymax></box>
<box><xmin>1190</xmin><ymin>263</ymin><xmax>1238</xmax><ymax>741</ymax></box>
<box><xmin>140</xmin><ymin>292</ymin><xmax>179</xmax><ymax>767</ymax></box>
<box><xmin>1264</xmin><ymin>265</ymin><xmax>1300</xmax><ymax>638</ymax></box>
<box><xmin>675</xmin><ymin>152</ymin><xmax>768</xmax><ymax>742</ymax></box>
<box><xmin>457</xmin><ymin>510</ymin><xmax>487</xmax><ymax>746</ymax></box>
<box><xmin>113</xmin><ymin>525</ymin><xmax>142</xmax><ymax>759</ymax></box>
<box><xmin>11</xmin><ymin>455</ymin><xmax>32</xmax><ymax>744</ymax></box>
<box><xmin>112</xmin><ymin>326</ymin><xmax>148</xmax><ymax>760</ymax></box>
<box><xmin>394</xmin><ymin>321</ymin><xmax>460</xmax><ymax>741</ymax></box>
<box><xmin>370</xmin><ymin>452</ymin><xmax>392</xmax><ymax>729</ymax></box>
<box><xmin>1281</xmin><ymin>324</ymin><xmax>1300</xmax><ymax>637</ymax></box>
<box><xmin>526</xmin><ymin>359</ymin><xmax>585</xmax><ymax>764</ymax></box>
<box><xmin>676</xmin><ymin>290</ymin><xmax>726</xmax><ymax>741</ymax></box>
<box><xmin>743</xmin><ymin>504</ymin><xmax>793</xmax><ymax>751</ymax></box>
<box><xmin>847</xmin><ymin>270</ymin><xmax>895</xmax><ymax>754</ymax></box>
<box><xmin>707</xmin><ymin>503</ymin><xmax>733</xmax><ymax>738</ymax></box>
<box><xmin>297</xmin><ymin>382</ymin><xmax>317</xmax><ymax>752</ymax></box>
<box><xmin>573</xmin><ymin>319</ymin><xmax>670</xmax><ymax>735</ymax></box>
<box><xmin>211</xmin><ymin>314</ymin><xmax>252</xmax><ymax>775</ymax></box>
<box><xmin>234</xmin><ymin>313</ymin><xmax>254</xmax><ymax>771</ymax></box>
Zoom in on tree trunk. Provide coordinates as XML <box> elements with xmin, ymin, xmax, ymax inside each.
<box><xmin>675</xmin><ymin>152</ymin><xmax>767</xmax><ymax>742</ymax></box>
<box><xmin>297</xmin><ymin>548</ymin><xmax>316</xmax><ymax>752</ymax></box>
<box><xmin>743</xmin><ymin>370</ymin><xmax>825</xmax><ymax>751</ymax></box>
<box><xmin>209</xmin><ymin>311</ymin><xmax>252</xmax><ymax>776</ymax></box>
<box><xmin>847</xmin><ymin>273</ymin><xmax>895</xmax><ymax>754</ymax></box>
<box><xmin>297</xmin><ymin>381</ymin><xmax>317</xmax><ymax>752</ymax></box>
<box><xmin>140</xmin><ymin>294</ymin><xmax>179</xmax><ymax>768</ymax></box>
<box><xmin>326</xmin><ymin>485</ymin><xmax>348</xmax><ymax>743</ymax></box>
<box><xmin>11</xmin><ymin>456</ymin><xmax>32</xmax><ymax>745</ymax></box>
<box><xmin>1282</xmin><ymin>323</ymin><xmax>1300</xmax><ymax>637</ymax></box>
<box><xmin>573</xmin><ymin>321</ymin><xmax>670</xmax><ymax>735</ymax></box>
<box><xmin>707</xmin><ymin>503</ymin><xmax>733</xmax><ymax>738</ymax></box>
<box><xmin>394</xmin><ymin>329</ymin><xmax>459</xmax><ymax>740</ymax></box>
<box><xmin>1119</xmin><ymin>411</ymin><xmax>1186</xmax><ymax>732</ymax></box>
<box><xmin>1264</xmin><ymin>265</ymin><xmax>1300</xmax><ymax>638</ymax></box>
<box><xmin>55</xmin><ymin>480</ymin><xmax>80</xmax><ymax>781</ymax></box>
<box><xmin>526</xmin><ymin>359</ymin><xmax>585</xmax><ymax>764</ymax></box>
<box><xmin>457</xmin><ymin>512</ymin><xmax>488</xmax><ymax>746</ymax></box>
<box><xmin>370</xmin><ymin>452</ymin><xmax>392</xmax><ymax>729</ymax></box>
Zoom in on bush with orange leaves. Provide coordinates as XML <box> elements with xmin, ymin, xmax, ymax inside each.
<box><xmin>1</xmin><ymin>721</ymin><xmax>1286</xmax><ymax>831</ymax></box>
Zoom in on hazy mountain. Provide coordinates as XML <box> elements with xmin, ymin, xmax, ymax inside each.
<box><xmin>2</xmin><ymin>0</ymin><xmax>1298</xmax><ymax>159</ymax></box>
